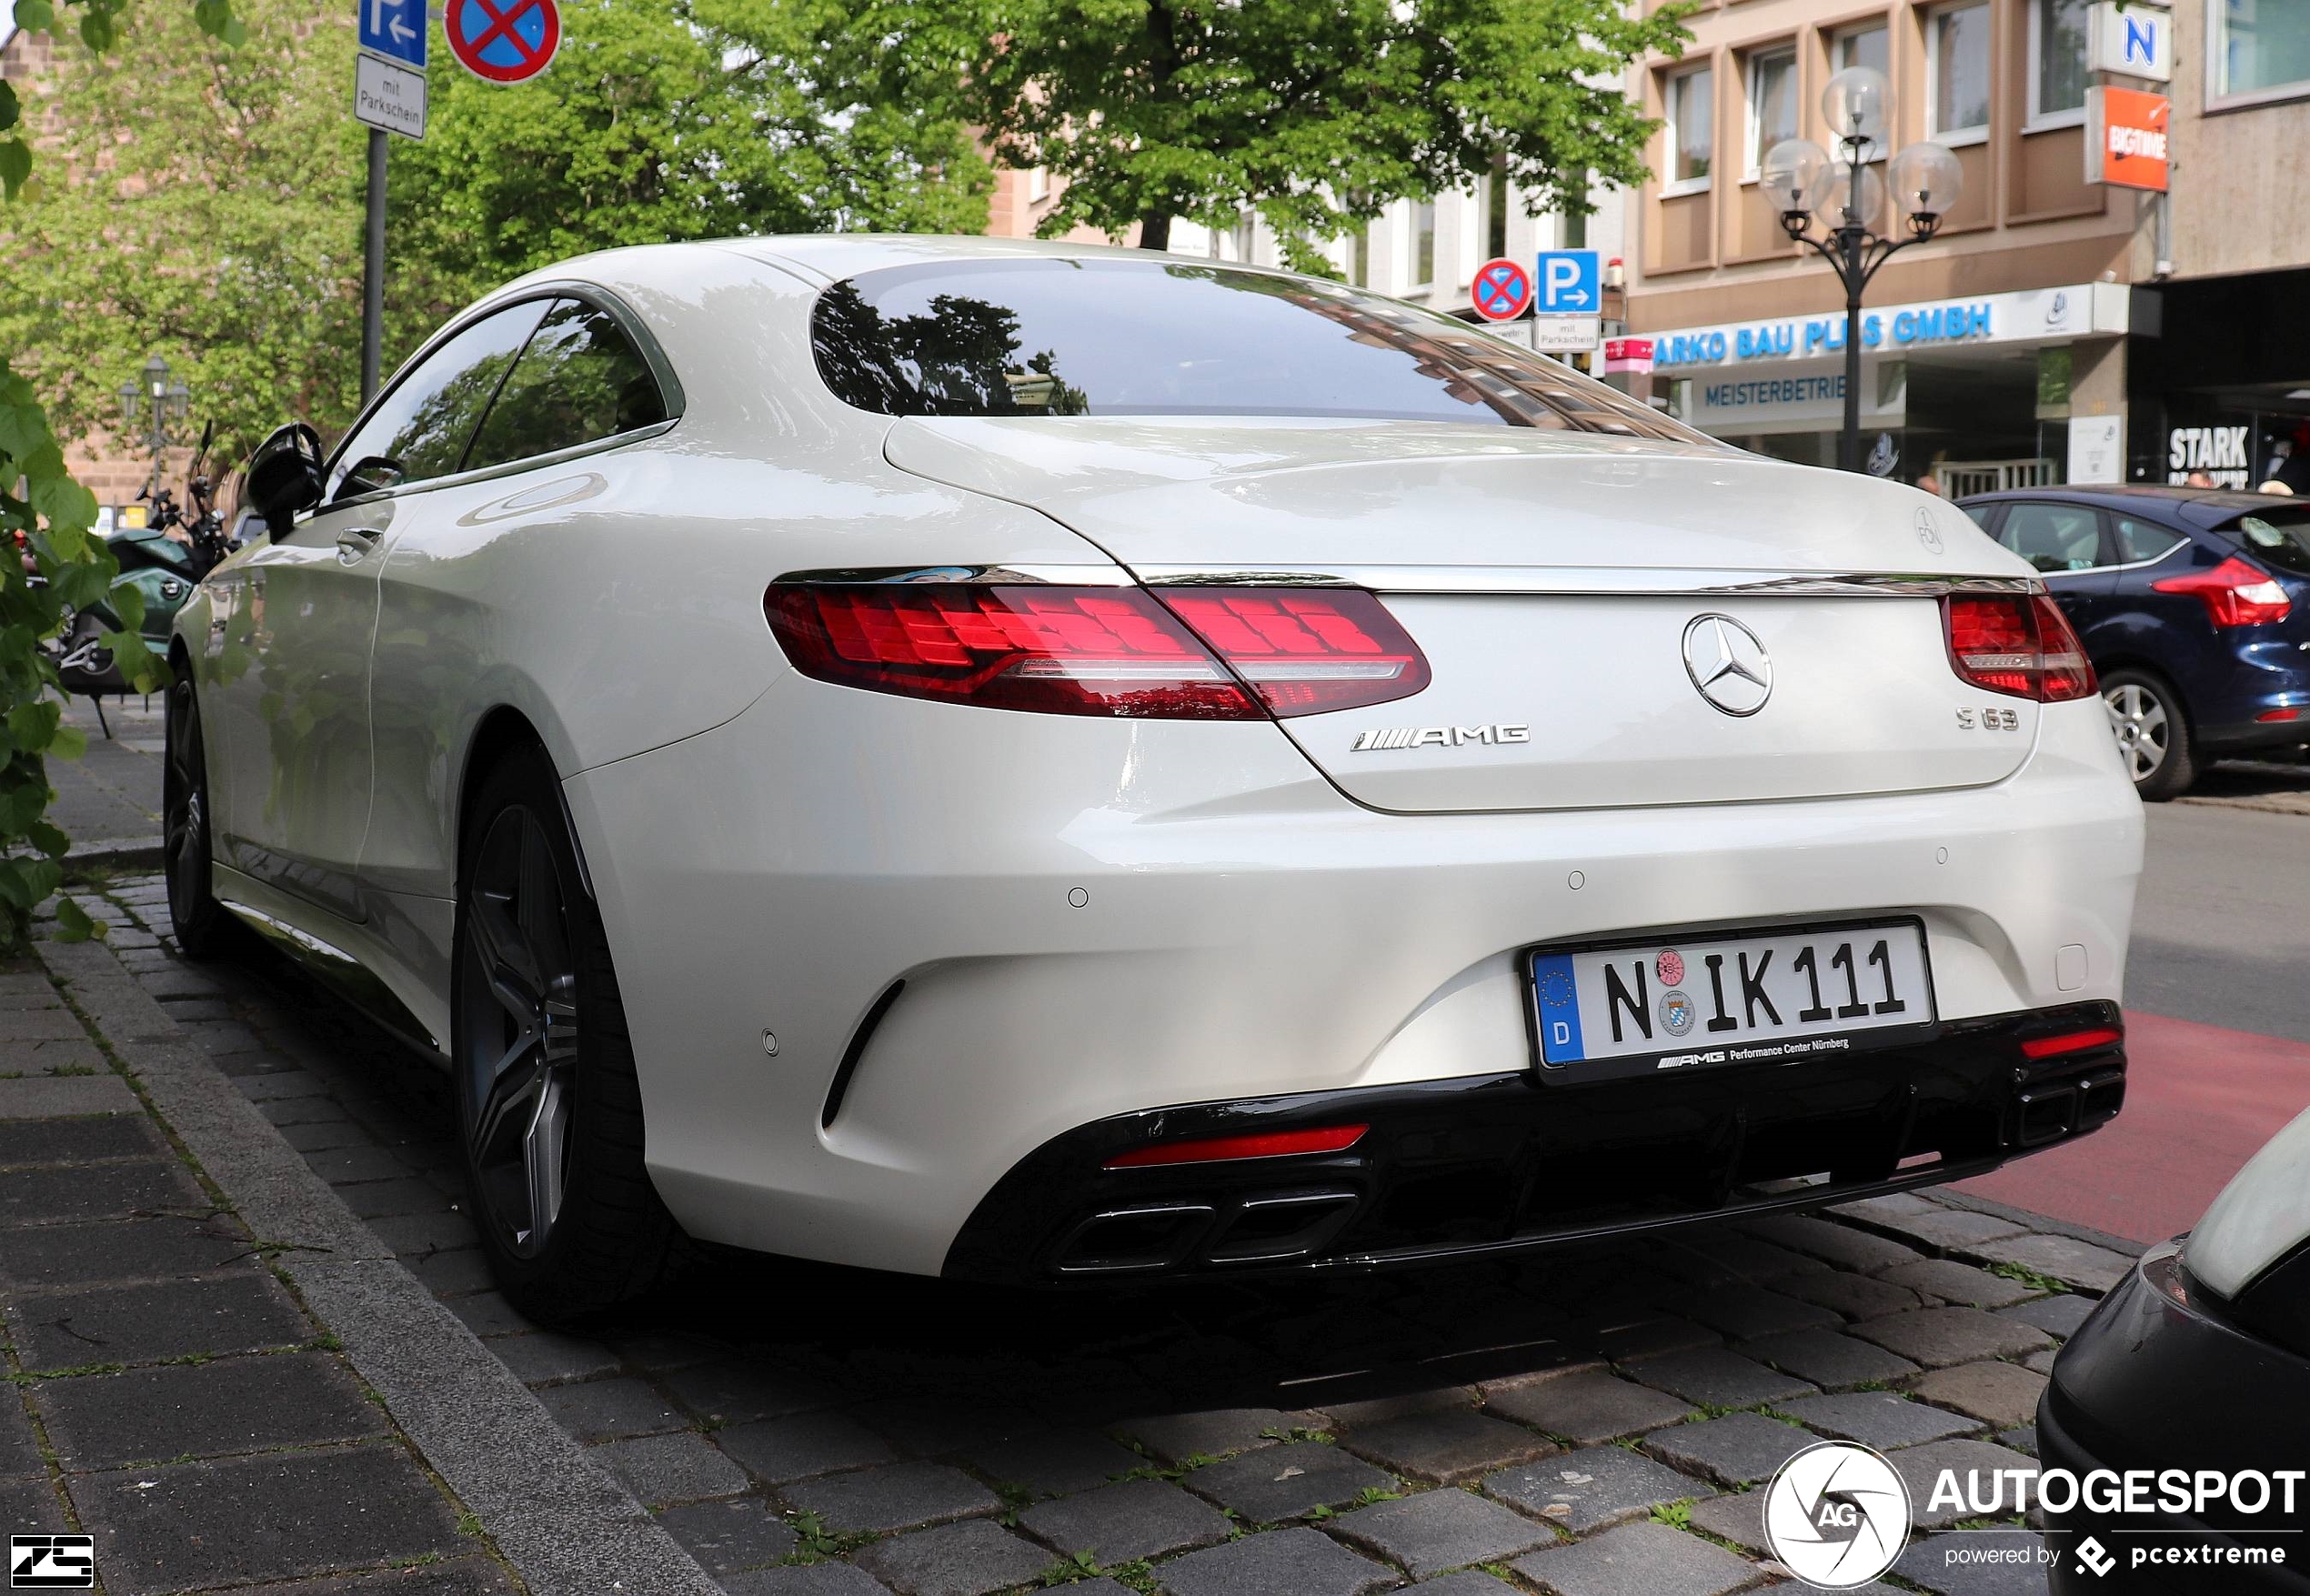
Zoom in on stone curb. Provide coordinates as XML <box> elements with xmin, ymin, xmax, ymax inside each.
<box><xmin>36</xmin><ymin>936</ymin><xmax>722</xmax><ymax>1596</ymax></box>
<box><xmin>1928</xmin><ymin>1189</ymin><xmax>2153</xmax><ymax>1261</ymax></box>
<box><xmin>61</xmin><ymin>837</ymin><xmax>166</xmax><ymax>871</ymax></box>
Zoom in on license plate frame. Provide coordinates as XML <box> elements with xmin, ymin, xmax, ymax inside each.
<box><xmin>1523</xmin><ymin>915</ymin><xmax>1941</xmax><ymax>1085</ymax></box>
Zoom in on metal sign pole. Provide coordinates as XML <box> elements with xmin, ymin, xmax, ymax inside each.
<box><xmin>363</xmin><ymin>126</ymin><xmax>387</xmax><ymax>404</ymax></box>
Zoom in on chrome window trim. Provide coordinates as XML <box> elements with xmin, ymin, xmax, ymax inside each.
<box><xmin>771</xmin><ymin>564</ymin><xmax>1136</xmax><ymax>587</ymax></box>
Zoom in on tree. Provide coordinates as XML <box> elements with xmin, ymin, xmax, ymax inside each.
<box><xmin>387</xmin><ymin>0</ymin><xmax>991</xmax><ymax>326</ymax></box>
<box><xmin>952</xmin><ymin>0</ymin><xmax>1693</xmax><ymax>269</ymax></box>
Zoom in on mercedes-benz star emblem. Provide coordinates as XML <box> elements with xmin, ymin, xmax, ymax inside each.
<box><xmin>1682</xmin><ymin>613</ymin><xmax>1773</xmax><ymax>716</ymax></box>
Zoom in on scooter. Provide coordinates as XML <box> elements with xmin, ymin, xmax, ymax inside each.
<box><xmin>53</xmin><ymin>421</ymin><xmax>240</xmax><ymax>730</ymax></box>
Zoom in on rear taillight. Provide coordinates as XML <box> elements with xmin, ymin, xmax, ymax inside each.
<box><xmin>2151</xmin><ymin>557</ymin><xmax>2292</xmax><ymax>627</ymax></box>
<box><xmin>764</xmin><ymin>582</ymin><xmax>1430</xmax><ymax>719</ymax></box>
<box><xmin>1942</xmin><ymin>591</ymin><xmax>2096</xmax><ymax>702</ymax></box>
<box><xmin>1157</xmin><ymin>588</ymin><xmax>1430</xmax><ymax>717</ymax></box>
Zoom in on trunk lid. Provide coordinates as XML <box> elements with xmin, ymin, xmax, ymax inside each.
<box><xmin>884</xmin><ymin>417</ymin><xmax>2044</xmax><ymax>811</ymax></box>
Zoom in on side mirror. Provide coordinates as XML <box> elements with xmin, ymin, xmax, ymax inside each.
<box><xmin>245</xmin><ymin>422</ymin><xmax>325</xmax><ymax>533</ymax></box>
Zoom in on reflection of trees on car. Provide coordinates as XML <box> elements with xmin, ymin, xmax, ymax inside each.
<box><xmin>810</xmin><ymin>284</ymin><xmax>1085</xmax><ymax>417</ymax></box>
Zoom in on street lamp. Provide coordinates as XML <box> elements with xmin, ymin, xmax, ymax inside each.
<box><xmin>117</xmin><ymin>355</ymin><xmax>192</xmax><ymax>499</ymax></box>
<box><xmin>1761</xmin><ymin>66</ymin><xmax>1964</xmax><ymax>474</ymax></box>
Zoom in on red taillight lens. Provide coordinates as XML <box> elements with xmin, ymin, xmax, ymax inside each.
<box><xmin>764</xmin><ymin>584</ymin><xmax>1263</xmax><ymax>718</ymax></box>
<box><xmin>765</xmin><ymin>582</ymin><xmax>1431</xmax><ymax>719</ymax></box>
<box><xmin>2151</xmin><ymin>557</ymin><xmax>2292</xmax><ymax>627</ymax></box>
<box><xmin>1942</xmin><ymin>591</ymin><xmax>2096</xmax><ymax>702</ymax></box>
<box><xmin>1160</xmin><ymin>588</ymin><xmax>1431</xmax><ymax>717</ymax></box>
<box><xmin>2020</xmin><ymin>1026</ymin><xmax>2124</xmax><ymax>1059</ymax></box>
<box><xmin>1102</xmin><ymin>1124</ymin><xmax>1369</xmax><ymax>1169</ymax></box>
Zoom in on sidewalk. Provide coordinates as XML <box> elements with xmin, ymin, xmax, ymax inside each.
<box><xmin>5</xmin><ymin>868</ymin><xmax>2145</xmax><ymax>1596</ymax></box>
<box><xmin>50</xmin><ymin>695</ymin><xmax>165</xmax><ymax>859</ymax></box>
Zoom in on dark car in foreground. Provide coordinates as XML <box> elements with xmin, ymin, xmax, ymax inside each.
<box><xmin>2039</xmin><ymin>1106</ymin><xmax>2310</xmax><ymax>1591</ymax></box>
<box><xmin>1958</xmin><ymin>487</ymin><xmax>2310</xmax><ymax>798</ymax></box>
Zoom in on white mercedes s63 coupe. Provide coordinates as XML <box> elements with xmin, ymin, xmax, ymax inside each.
<box><xmin>176</xmin><ymin>235</ymin><xmax>2143</xmax><ymax>1319</ymax></box>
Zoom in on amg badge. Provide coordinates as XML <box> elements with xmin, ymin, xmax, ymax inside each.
<box><xmin>1350</xmin><ymin>724</ymin><xmax>1531</xmax><ymax>752</ymax></box>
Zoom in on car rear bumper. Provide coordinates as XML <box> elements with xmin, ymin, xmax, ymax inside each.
<box><xmin>943</xmin><ymin>1002</ymin><xmax>2125</xmax><ymax>1281</ymax></box>
<box><xmin>570</xmin><ymin>686</ymin><xmax>2140</xmax><ymax>1278</ymax></box>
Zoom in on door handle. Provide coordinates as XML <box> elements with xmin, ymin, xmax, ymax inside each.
<box><xmin>336</xmin><ymin>527</ymin><xmax>381</xmax><ymax>565</ymax></box>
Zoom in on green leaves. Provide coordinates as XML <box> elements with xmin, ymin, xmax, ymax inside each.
<box><xmin>51</xmin><ymin>898</ymin><xmax>105</xmax><ymax>944</ymax></box>
<box><xmin>957</xmin><ymin>0</ymin><xmax>1692</xmax><ymax>256</ymax></box>
<box><xmin>11</xmin><ymin>0</ymin><xmax>55</xmax><ymax>35</ymax></box>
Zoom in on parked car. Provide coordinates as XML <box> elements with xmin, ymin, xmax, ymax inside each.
<box><xmin>2040</xmin><ymin>1103</ymin><xmax>2310</xmax><ymax>1591</ymax></box>
<box><xmin>178</xmin><ymin>238</ymin><xmax>2139</xmax><ymax>1319</ymax></box>
<box><xmin>1957</xmin><ymin>487</ymin><xmax>2310</xmax><ymax>798</ymax></box>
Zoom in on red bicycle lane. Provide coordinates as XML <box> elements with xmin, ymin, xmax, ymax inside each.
<box><xmin>1955</xmin><ymin>1010</ymin><xmax>2310</xmax><ymax>1245</ymax></box>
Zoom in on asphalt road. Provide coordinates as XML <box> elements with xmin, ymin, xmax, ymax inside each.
<box><xmin>1957</xmin><ymin>794</ymin><xmax>2310</xmax><ymax>1243</ymax></box>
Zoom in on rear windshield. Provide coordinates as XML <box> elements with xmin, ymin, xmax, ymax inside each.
<box><xmin>2217</xmin><ymin>507</ymin><xmax>2310</xmax><ymax>576</ymax></box>
<box><xmin>809</xmin><ymin>258</ymin><xmax>1714</xmax><ymax>443</ymax></box>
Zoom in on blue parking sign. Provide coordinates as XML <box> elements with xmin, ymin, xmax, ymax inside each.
<box><xmin>1533</xmin><ymin>250</ymin><xmax>1601</xmax><ymax>314</ymax></box>
<box><xmin>359</xmin><ymin>0</ymin><xmax>427</xmax><ymax>70</ymax></box>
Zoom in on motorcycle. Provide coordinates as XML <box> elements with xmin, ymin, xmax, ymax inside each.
<box><xmin>52</xmin><ymin>422</ymin><xmax>242</xmax><ymax>727</ymax></box>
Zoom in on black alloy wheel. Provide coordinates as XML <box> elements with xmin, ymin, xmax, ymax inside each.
<box><xmin>460</xmin><ymin>805</ymin><xmax>582</xmax><ymax>1260</ymax></box>
<box><xmin>453</xmin><ymin>748</ymin><xmax>678</xmax><ymax>1320</ymax></box>
<box><xmin>162</xmin><ymin>671</ymin><xmax>234</xmax><ymax>958</ymax></box>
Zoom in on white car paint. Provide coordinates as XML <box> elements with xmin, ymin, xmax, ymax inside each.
<box><xmin>177</xmin><ymin>235</ymin><xmax>2144</xmax><ymax>1279</ymax></box>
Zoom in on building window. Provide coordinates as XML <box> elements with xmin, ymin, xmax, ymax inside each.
<box><xmin>1832</xmin><ymin>24</ymin><xmax>1889</xmax><ymax>160</ymax></box>
<box><xmin>2212</xmin><ymin>0</ymin><xmax>2310</xmax><ymax>102</ymax></box>
<box><xmin>2028</xmin><ymin>0</ymin><xmax>2091</xmax><ymax>126</ymax></box>
<box><xmin>1928</xmin><ymin>4</ymin><xmax>1993</xmax><ymax>146</ymax></box>
<box><xmin>1563</xmin><ymin>206</ymin><xmax>1587</xmax><ymax>249</ymax></box>
<box><xmin>1349</xmin><ymin>223</ymin><xmax>1373</xmax><ymax>287</ymax></box>
<box><xmin>1665</xmin><ymin>64</ymin><xmax>1714</xmax><ymax>194</ymax></box>
<box><xmin>1486</xmin><ymin>164</ymin><xmax>1510</xmax><ymax>259</ymax></box>
<box><xmin>1412</xmin><ymin>199</ymin><xmax>1437</xmax><ymax>286</ymax></box>
<box><xmin>1233</xmin><ymin>211</ymin><xmax>1256</xmax><ymax>265</ymax></box>
<box><xmin>1746</xmin><ymin>47</ymin><xmax>1798</xmax><ymax>178</ymax></box>
<box><xmin>1028</xmin><ymin>167</ymin><xmax>1051</xmax><ymax>203</ymax></box>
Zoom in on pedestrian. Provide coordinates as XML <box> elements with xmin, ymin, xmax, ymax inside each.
<box><xmin>1914</xmin><ymin>472</ymin><xmax>1943</xmax><ymax>497</ymax></box>
<box><xmin>2184</xmin><ymin>470</ymin><xmax>2215</xmax><ymax>487</ymax></box>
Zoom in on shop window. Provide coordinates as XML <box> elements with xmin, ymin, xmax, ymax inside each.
<box><xmin>2029</xmin><ymin>0</ymin><xmax>2091</xmax><ymax>127</ymax></box>
<box><xmin>1746</xmin><ymin>47</ymin><xmax>1798</xmax><ymax>178</ymax></box>
<box><xmin>1412</xmin><ymin>200</ymin><xmax>1438</xmax><ymax>287</ymax></box>
<box><xmin>2113</xmin><ymin>516</ymin><xmax>2187</xmax><ymax>564</ymax></box>
<box><xmin>1928</xmin><ymin>4</ymin><xmax>1993</xmax><ymax>146</ymax></box>
<box><xmin>1833</xmin><ymin>24</ymin><xmax>1890</xmax><ymax>160</ymax></box>
<box><xmin>1998</xmin><ymin>502</ymin><xmax>2106</xmax><ymax>572</ymax></box>
<box><xmin>2212</xmin><ymin>0</ymin><xmax>2310</xmax><ymax>103</ymax></box>
<box><xmin>1665</xmin><ymin>65</ymin><xmax>1714</xmax><ymax>194</ymax></box>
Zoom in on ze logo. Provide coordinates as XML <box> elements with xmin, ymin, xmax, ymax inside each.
<box><xmin>9</xmin><ymin>1535</ymin><xmax>94</xmax><ymax>1590</ymax></box>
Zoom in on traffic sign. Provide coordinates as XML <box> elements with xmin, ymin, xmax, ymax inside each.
<box><xmin>447</xmin><ymin>0</ymin><xmax>561</xmax><ymax>84</ymax></box>
<box><xmin>1534</xmin><ymin>250</ymin><xmax>1602</xmax><ymax>314</ymax></box>
<box><xmin>354</xmin><ymin>50</ymin><xmax>428</xmax><ymax>138</ymax></box>
<box><xmin>359</xmin><ymin>0</ymin><xmax>425</xmax><ymax>70</ymax></box>
<box><xmin>1530</xmin><ymin>316</ymin><xmax>1601</xmax><ymax>354</ymax></box>
<box><xmin>1470</xmin><ymin>257</ymin><xmax>1532</xmax><ymax>323</ymax></box>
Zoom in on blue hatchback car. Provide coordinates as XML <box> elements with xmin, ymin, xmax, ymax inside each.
<box><xmin>1958</xmin><ymin>487</ymin><xmax>2310</xmax><ymax>798</ymax></box>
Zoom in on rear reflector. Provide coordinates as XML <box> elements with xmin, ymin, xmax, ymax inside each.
<box><xmin>1103</xmin><ymin>1124</ymin><xmax>1369</xmax><ymax>1169</ymax></box>
<box><xmin>764</xmin><ymin>584</ymin><xmax>1262</xmax><ymax>718</ymax></box>
<box><xmin>1159</xmin><ymin>590</ymin><xmax>1431</xmax><ymax>717</ymax></box>
<box><xmin>766</xmin><ymin>582</ymin><xmax>1431</xmax><ymax>719</ymax></box>
<box><xmin>1942</xmin><ymin>592</ymin><xmax>2096</xmax><ymax>702</ymax></box>
<box><xmin>2152</xmin><ymin>557</ymin><xmax>2292</xmax><ymax>628</ymax></box>
<box><xmin>2020</xmin><ymin>1027</ymin><xmax>2124</xmax><ymax>1059</ymax></box>
<box><xmin>2256</xmin><ymin>708</ymin><xmax>2304</xmax><ymax>723</ymax></box>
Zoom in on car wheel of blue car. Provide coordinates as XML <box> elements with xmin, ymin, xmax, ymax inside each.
<box><xmin>2102</xmin><ymin>668</ymin><xmax>2196</xmax><ymax>801</ymax></box>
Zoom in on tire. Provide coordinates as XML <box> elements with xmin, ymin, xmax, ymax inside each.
<box><xmin>2102</xmin><ymin>668</ymin><xmax>2196</xmax><ymax>801</ymax></box>
<box><xmin>162</xmin><ymin>670</ymin><xmax>236</xmax><ymax>958</ymax></box>
<box><xmin>453</xmin><ymin>745</ymin><xmax>681</xmax><ymax>1322</ymax></box>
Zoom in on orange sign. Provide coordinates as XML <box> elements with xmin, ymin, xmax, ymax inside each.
<box><xmin>2085</xmin><ymin>86</ymin><xmax>2170</xmax><ymax>192</ymax></box>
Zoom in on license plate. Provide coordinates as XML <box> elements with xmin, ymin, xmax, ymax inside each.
<box><xmin>1529</xmin><ymin>919</ymin><xmax>1937</xmax><ymax>1082</ymax></box>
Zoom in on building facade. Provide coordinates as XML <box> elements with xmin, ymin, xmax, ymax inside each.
<box><xmin>1622</xmin><ymin>0</ymin><xmax>2310</xmax><ymax>490</ymax></box>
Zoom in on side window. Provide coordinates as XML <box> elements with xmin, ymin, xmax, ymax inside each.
<box><xmin>2112</xmin><ymin>515</ymin><xmax>2185</xmax><ymax>564</ymax></box>
<box><xmin>1962</xmin><ymin>503</ymin><xmax>1999</xmax><ymax>532</ymax></box>
<box><xmin>1997</xmin><ymin>502</ymin><xmax>2106</xmax><ymax>573</ymax></box>
<box><xmin>461</xmin><ymin>299</ymin><xmax>668</xmax><ymax>474</ymax></box>
<box><xmin>326</xmin><ymin>302</ymin><xmax>551</xmax><ymax>501</ymax></box>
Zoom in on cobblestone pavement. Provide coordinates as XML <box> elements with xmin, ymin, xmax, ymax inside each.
<box><xmin>0</xmin><ymin>938</ymin><xmax>521</xmax><ymax>1591</ymax></box>
<box><xmin>54</xmin><ymin>873</ymin><xmax>2149</xmax><ymax>1596</ymax></box>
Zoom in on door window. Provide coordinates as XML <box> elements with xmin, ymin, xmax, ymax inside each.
<box><xmin>326</xmin><ymin>302</ymin><xmax>552</xmax><ymax>501</ymax></box>
<box><xmin>2112</xmin><ymin>515</ymin><xmax>2186</xmax><ymax>564</ymax></box>
<box><xmin>461</xmin><ymin>299</ymin><xmax>669</xmax><ymax>474</ymax></box>
<box><xmin>1998</xmin><ymin>502</ymin><xmax>2106</xmax><ymax>571</ymax></box>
